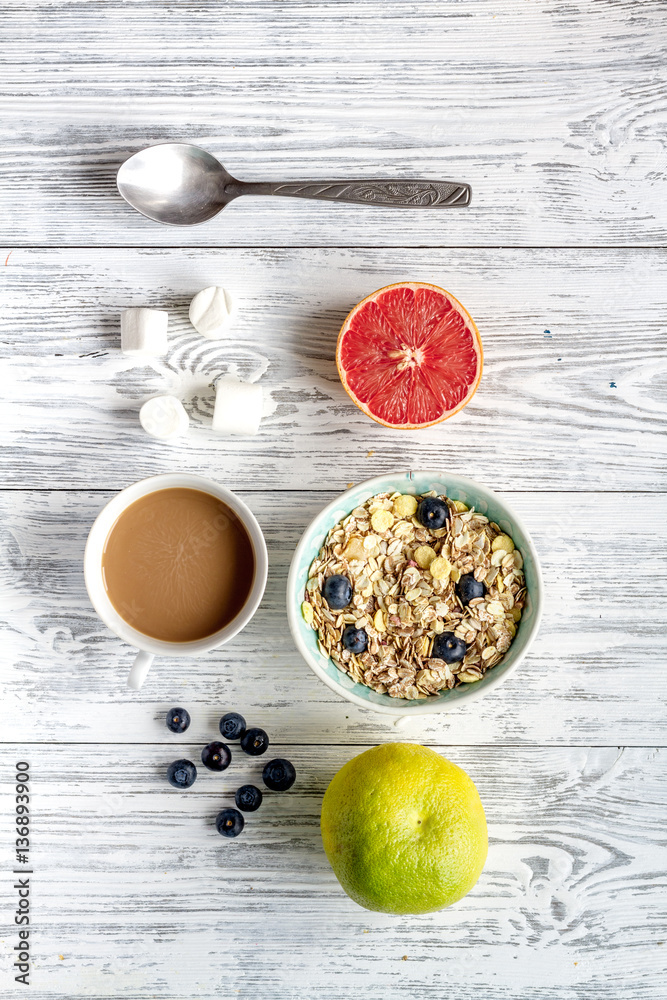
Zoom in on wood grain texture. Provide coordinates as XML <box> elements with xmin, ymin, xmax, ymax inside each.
<box><xmin>0</xmin><ymin>744</ymin><xmax>665</xmax><ymax>999</ymax></box>
<box><xmin>3</xmin><ymin>1</ymin><xmax>666</xmax><ymax>996</ymax></box>
<box><xmin>1</xmin><ymin>0</ymin><xmax>666</xmax><ymax>247</ymax></box>
<box><xmin>2</xmin><ymin>489</ymin><xmax>666</xmax><ymax>746</ymax></box>
<box><xmin>2</xmin><ymin>247</ymin><xmax>666</xmax><ymax>492</ymax></box>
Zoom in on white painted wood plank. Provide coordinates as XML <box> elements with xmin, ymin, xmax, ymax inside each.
<box><xmin>2</xmin><ymin>0</ymin><xmax>665</xmax><ymax>247</ymax></box>
<box><xmin>0</xmin><ymin>744</ymin><xmax>664</xmax><ymax>999</ymax></box>
<box><xmin>2</xmin><ymin>247</ymin><xmax>666</xmax><ymax>492</ymax></box>
<box><xmin>2</xmin><ymin>489</ymin><xmax>666</xmax><ymax>746</ymax></box>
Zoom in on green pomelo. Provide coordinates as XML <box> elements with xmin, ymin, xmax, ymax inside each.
<box><xmin>320</xmin><ymin>743</ymin><xmax>487</xmax><ymax>914</ymax></box>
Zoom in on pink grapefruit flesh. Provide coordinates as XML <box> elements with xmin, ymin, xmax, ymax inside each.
<box><xmin>336</xmin><ymin>282</ymin><xmax>483</xmax><ymax>429</ymax></box>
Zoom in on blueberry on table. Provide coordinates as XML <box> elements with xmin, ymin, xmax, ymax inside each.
<box><xmin>201</xmin><ymin>741</ymin><xmax>232</xmax><ymax>772</ymax></box>
<box><xmin>165</xmin><ymin>707</ymin><xmax>191</xmax><ymax>734</ymax></box>
<box><xmin>167</xmin><ymin>759</ymin><xmax>197</xmax><ymax>789</ymax></box>
<box><xmin>216</xmin><ymin>808</ymin><xmax>244</xmax><ymax>838</ymax></box>
<box><xmin>342</xmin><ymin>624</ymin><xmax>367</xmax><ymax>654</ymax></box>
<box><xmin>240</xmin><ymin>727</ymin><xmax>270</xmax><ymax>756</ymax></box>
<box><xmin>262</xmin><ymin>758</ymin><xmax>296</xmax><ymax>792</ymax></box>
<box><xmin>416</xmin><ymin>497</ymin><xmax>450</xmax><ymax>530</ymax></box>
<box><xmin>431</xmin><ymin>632</ymin><xmax>467</xmax><ymax>664</ymax></box>
<box><xmin>235</xmin><ymin>784</ymin><xmax>263</xmax><ymax>812</ymax></box>
<box><xmin>323</xmin><ymin>574</ymin><xmax>353</xmax><ymax>610</ymax></box>
<box><xmin>457</xmin><ymin>573</ymin><xmax>486</xmax><ymax>606</ymax></box>
<box><xmin>219</xmin><ymin>712</ymin><xmax>246</xmax><ymax>741</ymax></box>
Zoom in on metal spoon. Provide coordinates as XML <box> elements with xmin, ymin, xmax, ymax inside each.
<box><xmin>116</xmin><ymin>143</ymin><xmax>471</xmax><ymax>226</ymax></box>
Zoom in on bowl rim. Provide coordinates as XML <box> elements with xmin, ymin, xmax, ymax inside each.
<box><xmin>286</xmin><ymin>470</ymin><xmax>544</xmax><ymax>717</ymax></box>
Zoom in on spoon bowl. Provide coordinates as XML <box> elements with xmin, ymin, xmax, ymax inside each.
<box><xmin>117</xmin><ymin>143</ymin><xmax>472</xmax><ymax>226</ymax></box>
<box><xmin>117</xmin><ymin>143</ymin><xmax>236</xmax><ymax>226</ymax></box>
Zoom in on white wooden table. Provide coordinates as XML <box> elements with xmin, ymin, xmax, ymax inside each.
<box><xmin>1</xmin><ymin>3</ymin><xmax>666</xmax><ymax>998</ymax></box>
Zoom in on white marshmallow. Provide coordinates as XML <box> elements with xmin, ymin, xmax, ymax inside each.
<box><xmin>212</xmin><ymin>375</ymin><xmax>262</xmax><ymax>436</ymax></box>
<box><xmin>121</xmin><ymin>308</ymin><xmax>168</xmax><ymax>357</ymax></box>
<box><xmin>189</xmin><ymin>287</ymin><xmax>234</xmax><ymax>340</ymax></box>
<box><xmin>139</xmin><ymin>395</ymin><xmax>189</xmax><ymax>440</ymax></box>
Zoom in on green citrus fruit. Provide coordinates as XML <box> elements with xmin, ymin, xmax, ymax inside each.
<box><xmin>320</xmin><ymin>743</ymin><xmax>487</xmax><ymax>914</ymax></box>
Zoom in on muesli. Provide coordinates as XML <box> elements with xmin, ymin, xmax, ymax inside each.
<box><xmin>302</xmin><ymin>491</ymin><xmax>526</xmax><ymax>700</ymax></box>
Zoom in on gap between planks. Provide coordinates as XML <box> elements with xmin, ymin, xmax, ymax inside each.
<box><xmin>5</xmin><ymin>244</ymin><xmax>667</xmax><ymax>251</ymax></box>
<box><xmin>1</xmin><ymin>488</ymin><xmax>666</xmax><ymax>494</ymax></box>
<box><xmin>1</xmin><ymin>742</ymin><xmax>663</xmax><ymax>748</ymax></box>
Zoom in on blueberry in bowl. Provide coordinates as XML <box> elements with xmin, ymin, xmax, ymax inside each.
<box><xmin>342</xmin><ymin>625</ymin><xmax>367</xmax><ymax>654</ymax></box>
<box><xmin>456</xmin><ymin>573</ymin><xmax>485</xmax><ymax>606</ymax></box>
<box><xmin>323</xmin><ymin>574</ymin><xmax>352</xmax><ymax>610</ymax></box>
<box><xmin>431</xmin><ymin>632</ymin><xmax>466</xmax><ymax>664</ymax></box>
<box><xmin>417</xmin><ymin>496</ymin><xmax>450</xmax><ymax>530</ymax></box>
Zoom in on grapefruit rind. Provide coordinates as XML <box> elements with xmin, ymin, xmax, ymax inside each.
<box><xmin>336</xmin><ymin>281</ymin><xmax>483</xmax><ymax>430</ymax></box>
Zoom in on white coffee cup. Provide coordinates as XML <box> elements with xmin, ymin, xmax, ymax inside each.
<box><xmin>84</xmin><ymin>473</ymin><xmax>268</xmax><ymax>690</ymax></box>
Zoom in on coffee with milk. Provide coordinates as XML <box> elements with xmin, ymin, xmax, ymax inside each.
<box><xmin>101</xmin><ymin>487</ymin><xmax>255</xmax><ymax>643</ymax></box>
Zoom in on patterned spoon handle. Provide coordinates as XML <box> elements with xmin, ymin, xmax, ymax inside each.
<box><xmin>227</xmin><ymin>178</ymin><xmax>471</xmax><ymax>208</ymax></box>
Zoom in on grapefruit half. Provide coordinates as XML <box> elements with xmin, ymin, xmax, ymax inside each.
<box><xmin>336</xmin><ymin>282</ymin><xmax>482</xmax><ymax>429</ymax></box>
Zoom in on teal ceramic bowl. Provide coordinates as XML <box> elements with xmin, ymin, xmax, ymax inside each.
<box><xmin>287</xmin><ymin>471</ymin><xmax>543</xmax><ymax>717</ymax></box>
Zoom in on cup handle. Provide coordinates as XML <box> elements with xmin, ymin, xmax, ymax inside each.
<box><xmin>128</xmin><ymin>650</ymin><xmax>154</xmax><ymax>690</ymax></box>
